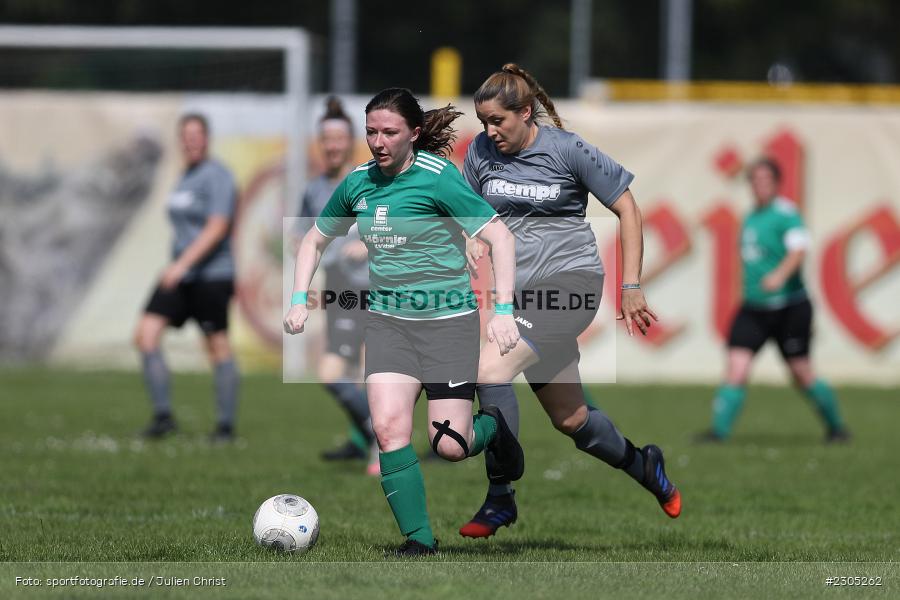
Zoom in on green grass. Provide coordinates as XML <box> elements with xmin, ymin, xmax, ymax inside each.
<box><xmin>0</xmin><ymin>370</ymin><xmax>897</xmax><ymax>598</ymax></box>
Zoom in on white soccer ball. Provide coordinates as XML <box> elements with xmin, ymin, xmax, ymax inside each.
<box><xmin>252</xmin><ymin>494</ymin><xmax>319</xmax><ymax>553</ymax></box>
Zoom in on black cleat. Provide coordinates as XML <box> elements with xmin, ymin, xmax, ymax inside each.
<box><xmin>321</xmin><ymin>440</ymin><xmax>367</xmax><ymax>461</ymax></box>
<box><xmin>693</xmin><ymin>430</ymin><xmax>726</xmax><ymax>444</ymax></box>
<box><xmin>141</xmin><ymin>414</ymin><xmax>177</xmax><ymax>439</ymax></box>
<box><xmin>641</xmin><ymin>444</ymin><xmax>682</xmax><ymax>518</ymax></box>
<box><xmin>210</xmin><ymin>423</ymin><xmax>235</xmax><ymax>443</ymax></box>
<box><xmin>480</xmin><ymin>405</ymin><xmax>525</xmax><ymax>482</ymax></box>
<box><xmin>825</xmin><ymin>428</ymin><xmax>852</xmax><ymax>444</ymax></box>
<box><xmin>459</xmin><ymin>493</ymin><xmax>517</xmax><ymax>538</ymax></box>
<box><xmin>394</xmin><ymin>538</ymin><xmax>438</xmax><ymax>557</ymax></box>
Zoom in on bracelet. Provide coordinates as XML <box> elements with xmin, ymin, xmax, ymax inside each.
<box><xmin>621</xmin><ymin>283</ymin><xmax>641</xmax><ymax>290</ymax></box>
<box><xmin>494</xmin><ymin>302</ymin><xmax>514</xmax><ymax>315</ymax></box>
<box><xmin>290</xmin><ymin>291</ymin><xmax>308</xmax><ymax>306</ymax></box>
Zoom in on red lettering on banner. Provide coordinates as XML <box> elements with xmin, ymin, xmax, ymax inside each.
<box><xmin>701</xmin><ymin>204</ymin><xmax>742</xmax><ymax>340</ymax></box>
<box><xmin>821</xmin><ymin>205</ymin><xmax>900</xmax><ymax>350</ymax></box>
<box><xmin>602</xmin><ymin>203</ymin><xmax>692</xmax><ymax>346</ymax></box>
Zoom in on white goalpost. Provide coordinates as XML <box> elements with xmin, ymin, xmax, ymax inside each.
<box><xmin>0</xmin><ymin>26</ymin><xmax>310</xmax><ymax>373</ymax></box>
<box><xmin>0</xmin><ymin>25</ymin><xmax>309</xmax><ymax>214</ymax></box>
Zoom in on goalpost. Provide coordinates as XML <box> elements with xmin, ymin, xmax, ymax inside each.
<box><xmin>0</xmin><ymin>25</ymin><xmax>309</xmax><ymax>211</ymax></box>
<box><xmin>0</xmin><ymin>26</ymin><xmax>310</xmax><ymax>374</ymax></box>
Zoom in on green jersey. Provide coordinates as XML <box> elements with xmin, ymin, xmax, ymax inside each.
<box><xmin>316</xmin><ymin>151</ymin><xmax>497</xmax><ymax>319</ymax></box>
<box><xmin>740</xmin><ymin>196</ymin><xmax>809</xmax><ymax>308</ymax></box>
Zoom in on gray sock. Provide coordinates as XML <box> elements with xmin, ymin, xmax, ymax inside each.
<box><xmin>325</xmin><ymin>380</ymin><xmax>373</xmax><ymax>442</ymax></box>
<box><xmin>476</xmin><ymin>383</ymin><xmax>519</xmax><ymax>496</ymax></box>
<box><xmin>214</xmin><ymin>359</ymin><xmax>240</xmax><ymax>427</ymax></box>
<box><xmin>141</xmin><ymin>350</ymin><xmax>171</xmax><ymax>416</ymax></box>
<box><xmin>569</xmin><ymin>405</ymin><xmax>644</xmax><ymax>479</ymax></box>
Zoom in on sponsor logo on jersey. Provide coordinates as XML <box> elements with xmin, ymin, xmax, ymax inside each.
<box><xmin>487</xmin><ymin>178</ymin><xmax>561</xmax><ymax>203</ymax></box>
<box><xmin>169</xmin><ymin>190</ymin><xmax>194</xmax><ymax>209</ymax></box>
<box><xmin>489</xmin><ymin>163</ymin><xmax>505</xmax><ymax>172</ymax></box>
<box><xmin>374</xmin><ymin>205</ymin><xmax>389</xmax><ymax>225</ymax></box>
<box><xmin>362</xmin><ymin>233</ymin><xmax>407</xmax><ymax>249</ymax></box>
<box><xmin>355</xmin><ymin>197</ymin><xmax>368</xmax><ymax>210</ymax></box>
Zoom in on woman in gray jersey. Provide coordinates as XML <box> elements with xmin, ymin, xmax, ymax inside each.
<box><xmin>299</xmin><ymin>97</ymin><xmax>377</xmax><ymax>473</ymax></box>
<box><xmin>458</xmin><ymin>64</ymin><xmax>681</xmax><ymax>539</ymax></box>
<box><xmin>134</xmin><ymin>113</ymin><xmax>240</xmax><ymax>442</ymax></box>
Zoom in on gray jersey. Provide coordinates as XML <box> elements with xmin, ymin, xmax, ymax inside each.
<box><xmin>167</xmin><ymin>158</ymin><xmax>236</xmax><ymax>281</ymax></box>
<box><xmin>299</xmin><ymin>174</ymin><xmax>369</xmax><ymax>287</ymax></box>
<box><xmin>464</xmin><ymin>126</ymin><xmax>633</xmax><ymax>288</ymax></box>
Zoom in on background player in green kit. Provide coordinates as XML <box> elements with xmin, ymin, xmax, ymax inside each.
<box><xmin>284</xmin><ymin>88</ymin><xmax>523</xmax><ymax>556</ymax></box>
<box><xmin>459</xmin><ymin>64</ymin><xmax>681</xmax><ymax>540</ymax></box>
<box><xmin>699</xmin><ymin>159</ymin><xmax>850</xmax><ymax>443</ymax></box>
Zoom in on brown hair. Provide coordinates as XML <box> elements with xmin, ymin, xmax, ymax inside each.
<box><xmin>365</xmin><ymin>87</ymin><xmax>462</xmax><ymax>157</ymax></box>
<box><xmin>473</xmin><ymin>63</ymin><xmax>563</xmax><ymax>129</ymax></box>
<box><xmin>178</xmin><ymin>112</ymin><xmax>209</xmax><ymax>136</ymax></box>
<box><xmin>748</xmin><ymin>157</ymin><xmax>783</xmax><ymax>182</ymax></box>
<box><xmin>320</xmin><ymin>95</ymin><xmax>354</xmax><ymax>136</ymax></box>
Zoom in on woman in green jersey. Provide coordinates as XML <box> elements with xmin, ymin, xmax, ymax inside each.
<box><xmin>700</xmin><ymin>158</ymin><xmax>849</xmax><ymax>443</ymax></box>
<box><xmin>284</xmin><ymin>88</ymin><xmax>522</xmax><ymax>556</ymax></box>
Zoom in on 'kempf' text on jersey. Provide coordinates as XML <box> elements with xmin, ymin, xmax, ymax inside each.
<box><xmin>487</xmin><ymin>178</ymin><xmax>561</xmax><ymax>203</ymax></box>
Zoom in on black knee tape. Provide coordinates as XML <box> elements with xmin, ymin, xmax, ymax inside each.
<box><xmin>614</xmin><ymin>437</ymin><xmax>637</xmax><ymax>470</ymax></box>
<box><xmin>431</xmin><ymin>419</ymin><xmax>470</xmax><ymax>457</ymax></box>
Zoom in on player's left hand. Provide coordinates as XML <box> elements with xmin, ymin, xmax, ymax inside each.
<box><xmin>465</xmin><ymin>235</ymin><xmax>486</xmax><ymax>279</ymax></box>
<box><xmin>486</xmin><ymin>314</ymin><xmax>520</xmax><ymax>356</ymax></box>
<box><xmin>618</xmin><ymin>288</ymin><xmax>659</xmax><ymax>336</ymax></box>
<box><xmin>160</xmin><ymin>262</ymin><xmax>188</xmax><ymax>290</ymax></box>
<box><xmin>761</xmin><ymin>272</ymin><xmax>784</xmax><ymax>291</ymax></box>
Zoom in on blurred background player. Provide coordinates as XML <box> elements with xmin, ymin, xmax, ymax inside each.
<box><xmin>699</xmin><ymin>158</ymin><xmax>849</xmax><ymax>443</ymax></box>
<box><xmin>459</xmin><ymin>64</ymin><xmax>680</xmax><ymax>539</ymax></box>
<box><xmin>134</xmin><ymin>113</ymin><xmax>240</xmax><ymax>442</ymax></box>
<box><xmin>299</xmin><ymin>96</ymin><xmax>377</xmax><ymax>473</ymax></box>
<box><xmin>285</xmin><ymin>88</ymin><xmax>522</xmax><ymax>556</ymax></box>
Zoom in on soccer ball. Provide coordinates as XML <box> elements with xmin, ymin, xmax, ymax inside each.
<box><xmin>252</xmin><ymin>494</ymin><xmax>319</xmax><ymax>553</ymax></box>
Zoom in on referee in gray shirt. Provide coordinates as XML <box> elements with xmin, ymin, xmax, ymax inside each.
<box><xmin>134</xmin><ymin>113</ymin><xmax>240</xmax><ymax>442</ymax></box>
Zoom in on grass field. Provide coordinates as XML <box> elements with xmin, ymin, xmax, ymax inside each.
<box><xmin>1</xmin><ymin>369</ymin><xmax>897</xmax><ymax>598</ymax></box>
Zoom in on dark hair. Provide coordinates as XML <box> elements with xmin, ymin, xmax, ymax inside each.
<box><xmin>473</xmin><ymin>63</ymin><xmax>563</xmax><ymax>129</ymax></box>
<box><xmin>178</xmin><ymin>112</ymin><xmax>209</xmax><ymax>136</ymax></box>
<box><xmin>748</xmin><ymin>157</ymin><xmax>782</xmax><ymax>182</ymax></box>
<box><xmin>364</xmin><ymin>87</ymin><xmax>462</xmax><ymax>157</ymax></box>
<box><xmin>320</xmin><ymin>95</ymin><xmax>354</xmax><ymax>136</ymax></box>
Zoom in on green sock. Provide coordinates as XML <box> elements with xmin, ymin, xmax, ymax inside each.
<box><xmin>468</xmin><ymin>413</ymin><xmax>498</xmax><ymax>456</ymax></box>
<box><xmin>805</xmin><ymin>379</ymin><xmax>844</xmax><ymax>432</ymax></box>
<box><xmin>712</xmin><ymin>385</ymin><xmax>746</xmax><ymax>438</ymax></box>
<box><xmin>582</xmin><ymin>385</ymin><xmax>598</xmax><ymax>409</ymax></box>
<box><xmin>379</xmin><ymin>445</ymin><xmax>434</xmax><ymax>547</ymax></box>
<box><xmin>348</xmin><ymin>424</ymin><xmax>368</xmax><ymax>453</ymax></box>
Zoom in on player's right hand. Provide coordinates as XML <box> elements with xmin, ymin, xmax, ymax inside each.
<box><xmin>283</xmin><ymin>305</ymin><xmax>309</xmax><ymax>335</ymax></box>
<box><xmin>486</xmin><ymin>314</ymin><xmax>520</xmax><ymax>356</ymax></box>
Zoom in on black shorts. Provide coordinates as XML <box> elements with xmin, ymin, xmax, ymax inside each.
<box><xmin>144</xmin><ymin>279</ymin><xmax>234</xmax><ymax>334</ymax></box>
<box><xmin>516</xmin><ymin>270</ymin><xmax>604</xmax><ymax>387</ymax></box>
<box><xmin>364</xmin><ymin>310</ymin><xmax>479</xmax><ymax>401</ymax></box>
<box><xmin>727</xmin><ymin>299</ymin><xmax>813</xmax><ymax>359</ymax></box>
<box><xmin>324</xmin><ymin>267</ymin><xmax>367</xmax><ymax>363</ymax></box>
